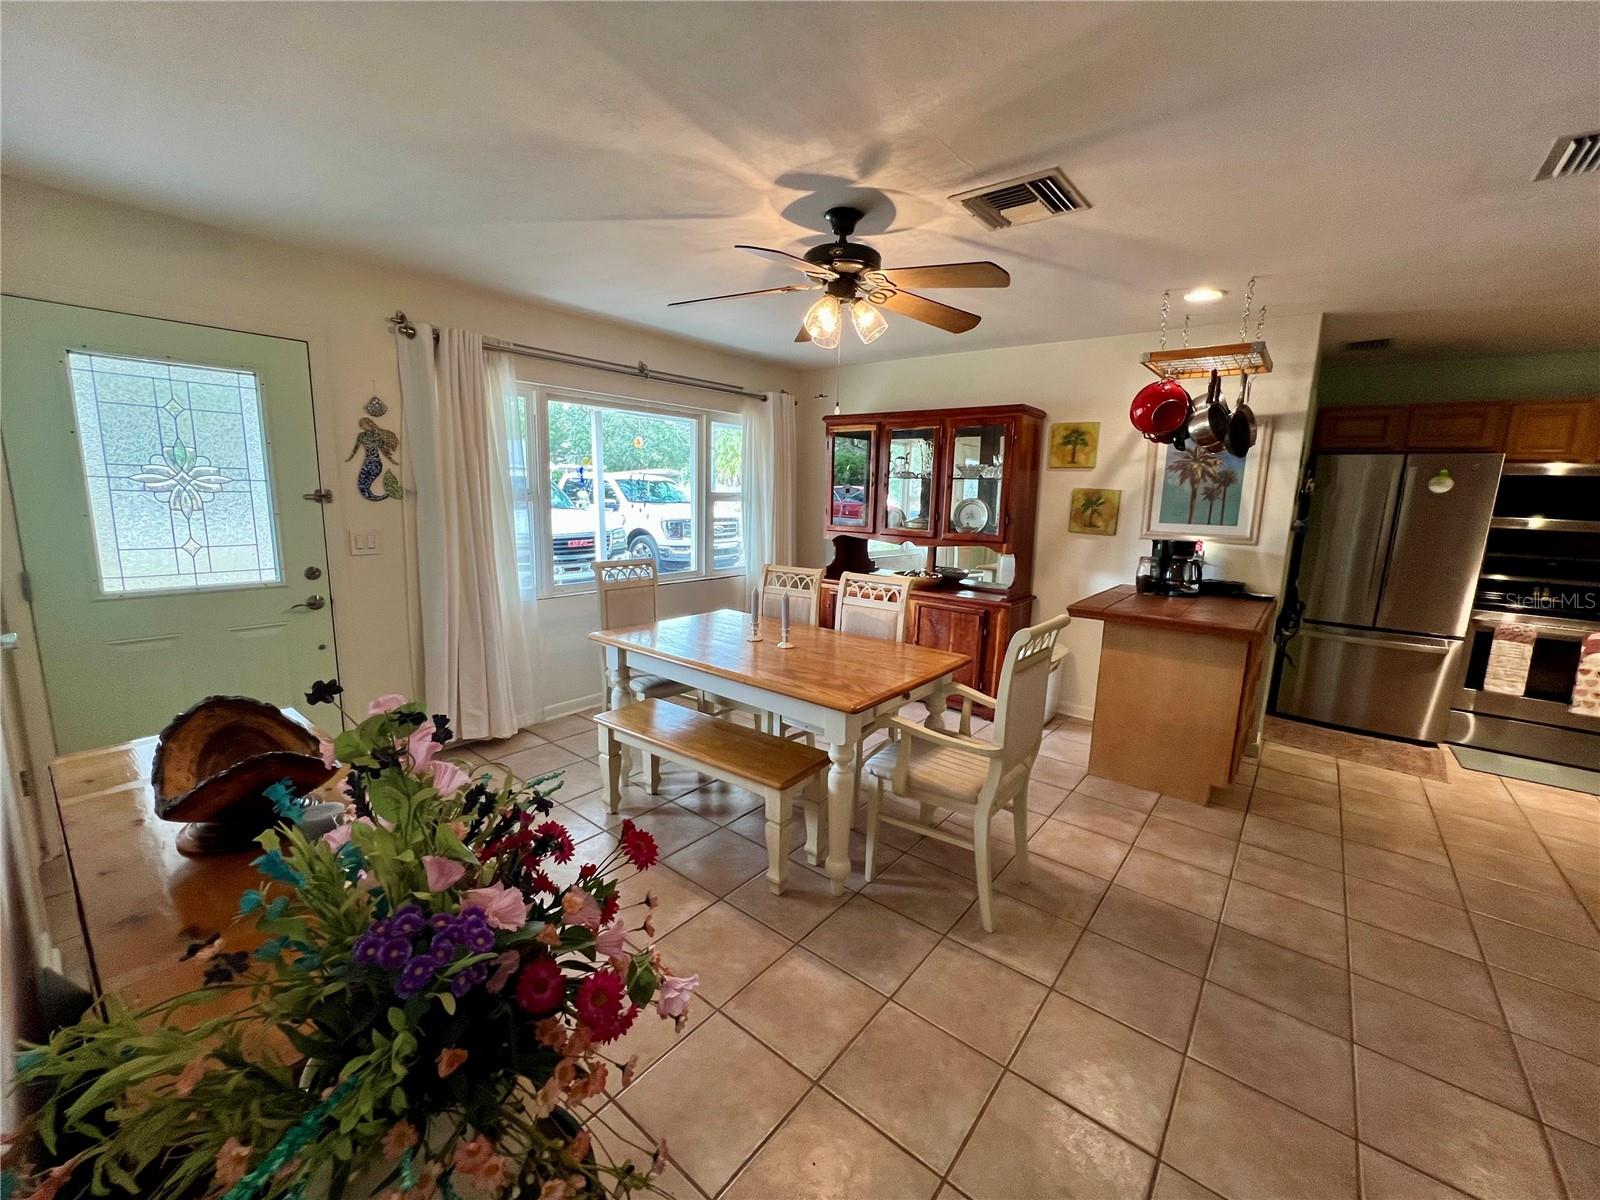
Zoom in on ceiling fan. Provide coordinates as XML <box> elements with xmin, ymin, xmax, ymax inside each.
<box><xmin>668</xmin><ymin>206</ymin><xmax>1010</xmax><ymax>348</ymax></box>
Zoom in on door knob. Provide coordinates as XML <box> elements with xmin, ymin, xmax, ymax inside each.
<box><xmin>291</xmin><ymin>594</ymin><xmax>327</xmax><ymax>611</ymax></box>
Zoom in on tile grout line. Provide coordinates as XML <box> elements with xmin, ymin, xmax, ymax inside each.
<box><xmin>1426</xmin><ymin>787</ymin><xmax>1575</xmax><ymax>1200</ymax></box>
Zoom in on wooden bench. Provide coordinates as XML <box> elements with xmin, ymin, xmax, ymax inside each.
<box><xmin>594</xmin><ymin>699</ymin><xmax>829</xmax><ymax>895</ymax></box>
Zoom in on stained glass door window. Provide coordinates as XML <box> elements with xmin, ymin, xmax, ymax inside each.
<box><xmin>65</xmin><ymin>351</ymin><xmax>282</xmax><ymax>594</ymax></box>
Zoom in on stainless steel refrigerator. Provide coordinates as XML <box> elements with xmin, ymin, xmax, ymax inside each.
<box><xmin>1276</xmin><ymin>452</ymin><xmax>1504</xmax><ymax>742</ymax></box>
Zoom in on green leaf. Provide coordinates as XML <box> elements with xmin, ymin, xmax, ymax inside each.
<box><xmin>438</xmin><ymin>993</ymin><xmax>457</xmax><ymax>1016</ymax></box>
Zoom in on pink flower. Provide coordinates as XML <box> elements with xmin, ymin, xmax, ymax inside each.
<box><xmin>561</xmin><ymin>888</ymin><xmax>602</xmax><ymax>930</ymax></box>
<box><xmin>537</xmin><ymin>1182</ymin><xmax>570</xmax><ymax>1200</ymax></box>
<box><xmin>367</xmin><ymin>693</ymin><xmax>409</xmax><ymax>716</ymax></box>
<box><xmin>407</xmin><ymin>720</ymin><xmax>439</xmax><ymax>771</ymax></box>
<box><xmin>595</xmin><ymin>923</ymin><xmax>627</xmax><ymax>959</ymax></box>
<box><xmin>436</xmin><ymin>1047</ymin><xmax>468</xmax><ymax>1078</ymax></box>
<box><xmin>656</xmin><ymin>973</ymin><xmax>699</xmax><ymax>1020</ymax></box>
<box><xmin>427</xmin><ymin>759</ymin><xmax>470</xmax><ymax>795</ymax></box>
<box><xmin>452</xmin><ymin>1134</ymin><xmax>499</xmax><ymax>1176</ymax></box>
<box><xmin>486</xmin><ymin>949</ymin><xmax>520</xmax><ymax>994</ymax></box>
<box><xmin>316</xmin><ymin>734</ymin><xmax>337</xmax><ymax>769</ymax></box>
<box><xmin>213</xmin><ymin>1138</ymin><xmax>253</xmax><ymax>1187</ymax></box>
<box><xmin>381</xmin><ymin>1121</ymin><xmax>418</xmax><ymax>1158</ymax></box>
<box><xmin>463</xmin><ymin>882</ymin><xmax>530</xmax><ymax>931</ymax></box>
<box><xmin>423</xmin><ymin>855</ymin><xmax>466</xmax><ymax>892</ymax></box>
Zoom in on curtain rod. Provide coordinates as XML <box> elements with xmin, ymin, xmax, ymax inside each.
<box><xmin>388</xmin><ymin>311</ymin><xmax>766</xmax><ymax>401</ymax></box>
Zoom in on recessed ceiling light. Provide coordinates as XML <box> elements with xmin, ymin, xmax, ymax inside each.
<box><xmin>1184</xmin><ymin>287</ymin><xmax>1227</xmax><ymax>304</ymax></box>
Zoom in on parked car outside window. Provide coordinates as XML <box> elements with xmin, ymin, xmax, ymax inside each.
<box><xmin>604</xmin><ymin>470</ymin><xmax>740</xmax><ymax>572</ymax></box>
<box><xmin>548</xmin><ymin>483</ymin><xmax>623</xmax><ymax>580</ymax></box>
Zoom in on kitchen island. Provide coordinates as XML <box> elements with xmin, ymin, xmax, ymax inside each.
<box><xmin>1068</xmin><ymin>585</ymin><xmax>1276</xmax><ymax>804</ymax></box>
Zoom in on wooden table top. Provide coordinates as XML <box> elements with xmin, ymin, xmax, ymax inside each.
<box><xmin>51</xmin><ymin>717</ymin><xmax>341</xmax><ymax>1015</ymax></box>
<box><xmin>1068</xmin><ymin>585</ymin><xmax>1276</xmax><ymax>641</ymax></box>
<box><xmin>590</xmin><ymin>608</ymin><xmax>970</xmax><ymax>715</ymax></box>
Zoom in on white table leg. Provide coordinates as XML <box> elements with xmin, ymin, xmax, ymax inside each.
<box><xmin>823</xmin><ymin>716</ymin><xmax>861</xmax><ymax>896</ymax></box>
<box><xmin>764</xmin><ymin>783</ymin><xmax>792</xmax><ymax>895</ymax></box>
<box><xmin>604</xmin><ymin>647</ymin><xmax>635</xmax><ymax>784</ymax></box>
<box><xmin>601</xmin><ymin>726</ymin><xmax>622</xmax><ymax>815</ymax></box>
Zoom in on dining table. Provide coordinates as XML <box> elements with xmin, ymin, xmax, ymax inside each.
<box><xmin>589</xmin><ymin>608</ymin><xmax>970</xmax><ymax>895</ymax></box>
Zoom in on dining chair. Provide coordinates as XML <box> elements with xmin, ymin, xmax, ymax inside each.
<box><xmin>863</xmin><ymin>612</ymin><xmax>1071</xmax><ymax>932</ymax></box>
<box><xmin>760</xmin><ymin>564</ymin><xmax>825</xmax><ymax>625</ymax></box>
<box><xmin>592</xmin><ymin>558</ymin><xmax>702</xmax><ymax>791</ymax></box>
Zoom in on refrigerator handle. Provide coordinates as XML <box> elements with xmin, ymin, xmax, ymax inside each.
<box><xmin>1298</xmin><ymin>628</ymin><xmax>1453</xmax><ymax>655</ymax></box>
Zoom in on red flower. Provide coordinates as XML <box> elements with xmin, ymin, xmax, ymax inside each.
<box><xmin>527</xmin><ymin>869</ymin><xmax>557</xmax><ymax>895</ymax></box>
<box><xmin>619</xmin><ymin>819</ymin><xmax>659</xmax><ymax>871</ymax></box>
<box><xmin>514</xmin><ymin>953</ymin><xmax>566</xmax><ymax>1017</ymax></box>
<box><xmin>578</xmin><ymin>863</ymin><xmax>598</xmax><ymax>881</ymax></box>
<box><xmin>600</xmin><ymin>891</ymin><xmax>620</xmax><ymax>926</ymax></box>
<box><xmin>536</xmin><ymin>821</ymin><xmax>576</xmax><ymax>864</ymax></box>
<box><xmin>574</xmin><ymin>968</ymin><xmax>638</xmax><ymax>1043</ymax></box>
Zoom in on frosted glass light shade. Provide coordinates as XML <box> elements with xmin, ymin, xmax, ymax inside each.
<box><xmin>803</xmin><ymin>295</ymin><xmax>842</xmax><ymax>349</ymax></box>
<box><xmin>850</xmin><ymin>300</ymin><xmax>888</xmax><ymax>344</ymax></box>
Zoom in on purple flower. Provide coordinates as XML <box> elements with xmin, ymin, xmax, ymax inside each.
<box><xmin>461</xmin><ymin>923</ymin><xmax>495</xmax><ymax>954</ymax></box>
<box><xmin>369</xmin><ymin>917</ymin><xmax>392</xmax><ymax>939</ymax></box>
<box><xmin>431</xmin><ymin>932</ymin><xmax>458</xmax><ymax>958</ymax></box>
<box><xmin>451</xmin><ymin>962</ymin><xmax>489</xmax><ymax>997</ymax></box>
<box><xmin>390</xmin><ymin>904</ymin><xmax>425</xmax><ymax>938</ymax></box>
<box><xmin>396</xmin><ymin>955</ymin><xmax>437</xmax><ymax>998</ymax></box>
<box><xmin>375</xmin><ymin>937</ymin><xmax>411</xmax><ymax>972</ymax></box>
<box><xmin>428</xmin><ymin>912</ymin><xmax>455</xmax><ymax>933</ymax></box>
<box><xmin>353</xmin><ymin>934</ymin><xmax>381</xmax><ymax>966</ymax></box>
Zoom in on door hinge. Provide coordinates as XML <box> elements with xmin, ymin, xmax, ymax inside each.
<box><xmin>18</xmin><ymin>571</ymin><xmax>32</xmax><ymax>603</ymax></box>
<box><xmin>303</xmin><ymin>488</ymin><xmax>334</xmax><ymax>504</ymax></box>
<box><xmin>17</xmin><ymin>768</ymin><xmax>33</xmax><ymax>799</ymax></box>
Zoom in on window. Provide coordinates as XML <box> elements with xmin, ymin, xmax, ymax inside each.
<box><xmin>65</xmin><ymin>351</ymin><xmax>281</xmax><ymax>594</ymax></box>
<box><xmin>511</xmin><ymin>386</ymin><xmax>746</xmax><ymax>594</ymax></box>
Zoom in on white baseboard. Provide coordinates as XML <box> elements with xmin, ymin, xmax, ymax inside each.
<box><xmin>1054</xmin><ymin>701</ymin><xmax>1095</xmax><ymax>723</ymax></box>
<box><xmin>539</xmin><ymin>692</ymin><xmax>606</xmax><ymax>722</ymax></box>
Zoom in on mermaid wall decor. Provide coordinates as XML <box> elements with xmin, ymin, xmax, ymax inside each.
<box><xmin>347</xmin><ymin>397</ymin><xmax>401</xmax><ymax>501</ymax></box>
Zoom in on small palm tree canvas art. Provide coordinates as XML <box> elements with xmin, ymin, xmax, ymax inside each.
<box><xmin>1048</xmin><ymin>422</ymin><xmax>1099</xmax><ymax>469</ymax></box>
<box><xmin>1069</xmin><ymin>487</ymin><xmax>1121</xmax><ymax>535</ymax></box>
<box><xmin>1141</xmin><ymin>419</ymin><xmax>1271</xmax><ymax>545</ymax></box>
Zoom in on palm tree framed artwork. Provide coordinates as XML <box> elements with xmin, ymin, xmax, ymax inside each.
<box><xmin>1068</xmin><ymin>487</ymin><xmax>1120</xmax><ymax>535</ymax></box>
<box><xmin>1048</xmin><ymin>422</ymin><xmax>1099</xmax><ymax>469</ymax></box>
<box><xmin>1139</xmin><ymin>419</ymin><xmax>1273</xmax><ymax>544</ymax></box>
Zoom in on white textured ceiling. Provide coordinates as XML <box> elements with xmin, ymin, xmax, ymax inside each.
<box><xmin>3</xmin><ymin>2</ymin><xmax>1597</xmax><ymax>367</ymax></box>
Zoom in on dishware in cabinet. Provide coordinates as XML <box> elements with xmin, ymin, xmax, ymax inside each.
<box><xmin>878</xmin><ymin>421</ymin><xmax>940</xmax><ymax>538</ymax></box>
<box><xmin>941</xmin><ymin>416</ymin><xmax>1011</xmax><ymax>541</ymax></box>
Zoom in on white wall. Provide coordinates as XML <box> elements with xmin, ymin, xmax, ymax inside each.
<box><xmin>797</xmin><ymin>313</ymin><xmax>1324</xmax><ymax>718</ymax></box>
<box><xmin>1</xmin><ymin>177</ymin><xmax>802</xmax><ymax>721</ymax></box>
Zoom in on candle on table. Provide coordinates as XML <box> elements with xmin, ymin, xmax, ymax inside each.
<box><xmin>780</xmin><ymin>592</ymin><xmax>791</xmax><ymax>632</ymax></box>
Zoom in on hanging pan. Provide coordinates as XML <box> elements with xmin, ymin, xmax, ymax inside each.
<box><xmin>1226</xmin><ymin>373</ymin><xmax>1258</xmax><ymax>456</ymax></box>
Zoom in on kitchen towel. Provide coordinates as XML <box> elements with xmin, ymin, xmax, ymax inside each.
<box><xmin>1570</xmin><ymin>633</ymin><xmax>1600</xmax><ymax>717</ymax></box>
<box><xmin>1484</xmin><ymin>621</ymin><xmax>1537</xmax><ymax>695</ymax></box>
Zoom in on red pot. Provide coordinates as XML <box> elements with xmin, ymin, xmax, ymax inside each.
<box><xmin>1130</xmin><ymin>378</ymin><xmax>1192</xmax><ymax>440</ymax></box>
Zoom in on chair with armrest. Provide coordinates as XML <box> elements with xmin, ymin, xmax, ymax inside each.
<box><xmin>864</xmin><ymin>613</ymin><xmax>1071</xmax><ymax>931</ymax></box>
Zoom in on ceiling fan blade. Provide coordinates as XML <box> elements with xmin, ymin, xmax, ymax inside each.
<box><xmin>877</xmin><ymin>290</ymin><xmax>982</xmax><ymax>334</ymax></box>
<box><xmin>880</xmin><ymin>261</ymin><xmax>1010</xmax><ymax>290</ymax></box>
<box><xmin>736</xmin><ymin>245</ymin><xmax>836</xmax><ymax>277</ymax></box>
<box><xmin>668</xmin><ymin>283</ymin><xmax>820</xmax><ymax>308</ymax></box>
<box><xmin>794</xmin><ymin>324</ymin><xmax>811</xmax><ymax>344</ymax></box>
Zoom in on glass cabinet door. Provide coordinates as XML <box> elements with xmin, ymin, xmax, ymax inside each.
<box><xmin>945</xmin><ymin>420</ymin><xmax>1008</xmax><ymax>539</ymax></box>
<box><xmin>827</xmin><ymin>426</ymin><xmax>874</xmax><ymax>530</ymax></box>
<box><xmin>882</xmin><ymin>426</ymin><xmax>938</xmax><ymax>536</ymax></box>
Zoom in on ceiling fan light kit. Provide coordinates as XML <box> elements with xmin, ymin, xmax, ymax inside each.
<box><xmin>668</xmin><ymin>204</ymin><xmax>1009</xmax><ymax>349</ymax></box>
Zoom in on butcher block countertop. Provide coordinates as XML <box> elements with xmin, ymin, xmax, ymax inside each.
<box><xmin>1068</xmin><ymin>585</ymin><xmax>1275</xmax><ymax>641</ymax></box>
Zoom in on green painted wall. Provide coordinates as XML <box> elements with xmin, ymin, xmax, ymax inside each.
<box><xmin>1319</xmin><ymin>350</ymin><xmax>1600</xmax><ymax>408</ymax></box>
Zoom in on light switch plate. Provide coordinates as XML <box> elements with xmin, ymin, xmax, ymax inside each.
<box><xmin>348</xmin><ymin>529</ymin><xmax>381</xmax><ymax>556</ymax></box>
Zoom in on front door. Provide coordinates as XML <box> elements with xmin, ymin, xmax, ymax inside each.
<box><xmin>2</xmin><ymin>297</ymin><xmax>338</xmax><ymax>751</ymax></box>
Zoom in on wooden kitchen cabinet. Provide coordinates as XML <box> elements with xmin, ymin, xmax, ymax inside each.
<box><xmin>1504</xmin><ymin>399</ymin><xmax>1600</xmax><ymax>462</ymax></box>
<box><xmin>1314</xmin><ymin>406</ymin><xmax>1407</xmax><ymax>451</ymax></box>
<box><xmin>1404</xmin><ymin>403</ymin><xmax>1509</xmax><ymax>451</ymax></box>
<box><xmin>819</xmin><ymin>582</ymin><xmax>1034</xmax><ymax>710</ymax></box>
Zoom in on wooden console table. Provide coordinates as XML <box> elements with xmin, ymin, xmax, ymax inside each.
<box><xmin>49</xmin><ymin>715</ymin><xmax>339</xmax><ymax>1013</ymax></box>
<box><xmin>1068</xmin><ymin>586</ymin><xmax>1275</xmax><ymax>804</ymax></box>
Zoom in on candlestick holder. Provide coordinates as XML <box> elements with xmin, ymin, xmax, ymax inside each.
<box><xmin>747</xmin><ymin>621</ymin><xmax>763</xmax><ymax>643</ymax></box>
<box><xmin>776</xmin><ymin>622</ymin><xmax>794</xmax><ymax>650</ymax></box>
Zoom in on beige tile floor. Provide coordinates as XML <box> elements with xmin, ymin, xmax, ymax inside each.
<box><xmin>443</xmin><ymin>710</ymin><xmax>1600</xmax><ymax>1200</ymax></box>
<box><xmin>41</xmin><ymin>707</ymin><xmax>1596</xmax><ymax>1199</ymax></box>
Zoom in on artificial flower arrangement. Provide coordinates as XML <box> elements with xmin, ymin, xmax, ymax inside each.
<box><xmin>5</xmin><ymin>681</ymin><xmax>697</xmax><ymax>1200</ymax></box>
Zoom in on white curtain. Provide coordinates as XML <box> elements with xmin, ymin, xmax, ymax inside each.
<box><xmin>395</xmin><ymin>326</ymin><xmax>535</xmax><ymax>739</ymax></box>
<box><xmin>744</xmin><ymin>390</ymin><xmax>796</xmax><ymax>589</ymax></box>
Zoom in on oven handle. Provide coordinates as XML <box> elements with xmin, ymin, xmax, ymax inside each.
<box><xmin>1298</xmin><ymin>628</ymin><xmax>1453</xmax><ymax>655</ymax></box>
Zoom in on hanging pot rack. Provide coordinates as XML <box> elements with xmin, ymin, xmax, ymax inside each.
<box><xmin>1140</xmin><ymin>278</ymin><xmax>1273</xmax><ymax>378</ymax></box>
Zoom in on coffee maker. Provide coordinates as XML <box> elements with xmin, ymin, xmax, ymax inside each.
<box><xmin>1136</xmin><ymin>539</ymin><xmax>1204</xmax><ymax>596</ymax></box>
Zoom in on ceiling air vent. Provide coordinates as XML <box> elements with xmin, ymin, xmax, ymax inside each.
<box><xmin>952</xmin><ymin>169</ymin><xmax>1089</xmax><ymax>231</ymax></box>
<box><xmin>1342</xmin><ymin>338</ymin><xmax>1393</xmax><ymax>352</ymax></box>
<box><xmin>1535</xmin><ymin>131</ymin><xmax>1600</xmax><ymax>180</ymax></box>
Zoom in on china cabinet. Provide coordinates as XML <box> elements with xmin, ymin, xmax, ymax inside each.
<box><xmin>820</xmin><ymin>404</ymin><xmax>1046</xmax><ymax>710</ymax></box>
